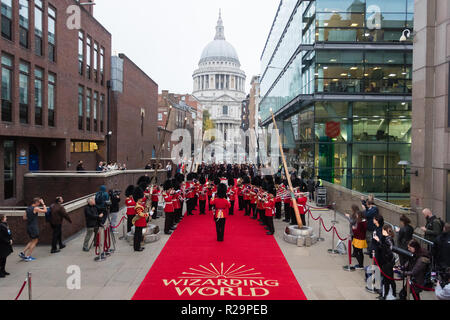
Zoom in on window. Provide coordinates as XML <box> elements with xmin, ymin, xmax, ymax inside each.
<box><xmin>34</xmin><ymin>0</ymin><xmax>43</xmax><ymax>56</ymax></box>
<box><xmin>1</xmin><ymin>54</ymin><xmax>13</xmax><ymax>122</ymax></box>
<box><xmin>48</xmin><ymin>6</ymin><xmax>56</xmax><ymax>62</ymax></box>
<box><xmin>158</xmin><ymin>113</ymin><xmax>163</xmax><ymax>121</ymax></box>
<box><xmin>86</xmin><ymin>89</ymin><xmax>91</xmax><ymax>131</ymax></box>
<box><xmin>93</xmin><ymin>42</ymin><xmax>98</xmax><ymax>82</ymax></box>
<box><xmin>93</xmin><ymin>91</ymin><xmax>98</xmax><ymax>131</ymax></box>
<box><xmin>86</xmin><ymin>37</ymin><xmax>91</xmax><ymax>79</ymax></box>
<box><xmin>4</xmin><ymin>140</ymin><xmax>15</xmax><ymax>199</ymax></box>
<box><xmin>78</xmin><ymin>86</ymin><xmax>84</xmax><ymax>130</ymax></box>
<box><xmin>223</xmin><ymin>105</ymin><xmax>228</xmax><ymax>115</ymax></box>
<box><xmin>19</xmin><ymin>62</ymin><xmax>29</xmax><ymax>124</ymax></box>
<box><xmin>34</xmin><ymin>67</ymin><xmax>43</xmax><ymax>125</ymax></box>
<box><xmin>19</xmin><ymin>0</ymin><xmax>29</xmax><ymax>48</ymax></box>
<box><xmin>100</xmin><ymin>47</ymin><xmax>104</xmax><ymax>85</ymax></box>
<box><xmin>78</xmin><ymin>31</ymin><xmax>84</xmax><ymax>75</ymax></box>
<box><xmin>71</xmin><ymin>141</ymin><xmax>99</xmax><ymax>153</ymax></box>
<box><xmin>100</xmin><ymin>94</ymin><xmax>104</xmax><ymax>132</ymax></box>
<box><xmin>48</xmin><ymin>73</ymin><xmax>55</xmax><ymax>126</ymax></box>
<box><xmin>1</xmin><ymin>0</ymin><xmax>12</xmax><ymax>40</ymax></box>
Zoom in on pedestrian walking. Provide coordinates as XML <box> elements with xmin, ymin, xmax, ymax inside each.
<box><xmin>49</xmin><ymin>197</ymin><xmax>72</xmax><ymax>254</ymax></box>
<box><xmin>19</xmin><ymin>198</ymin><xmax>47</xmax><ymax>262</ymax></box>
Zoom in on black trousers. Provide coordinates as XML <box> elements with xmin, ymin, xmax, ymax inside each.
<box><xmin>229</xmin><ymin>201</ymin><xmax>235</xmax><ymax>215</ymax></box>
<box><xmin>207</xmin><ymin>196</ymin><xmax>212</xmax><ymax>210</ymax></box>
<box><xmin>290</xmin><ymin>207</ymin><xmax>297</xmax><ymax>225</ymax></box>
<box><xmin>238</xmin><ymin>196</ymin><xmax>244</xmax><ymax>210</ymax></box>
<box><xmin>187</xmin><ymin>198</ymin><xmax>195</xmax><ymax>215</ymax></box>
<box><xmin>275</xmin><ymin>202</ymin><xmax>282</xmax><ymax>219</ymax></box>
<box><xmin>309</xmin><ymin>191</ymin><xmax>314</xmax><ymax>202</ymax></box>
<box><xmin>266</xmin><ymin>216</ymin><xmax>275</xmax><ymax>234</ymax></box>
<box><xmin>258</xmin><ymin>209</ymin><xmax>265</xmax><ymax>222</ymax></box>
<box><xmin>0</xmin><ymin>257</ymin><xmax>6</xmax><ymax>273</ymax></box>
<box><xmin>284</xmin><ymin>203</ymin><xmax>290</xmax><ymax>221</ymax></box>
<box><xmin>151</xmin><ymin>201</ymin><xmax>159</xmax><ymax>217</ymax></box>
<box><xmin>164</xmin><ymin>212</ymin><xmax>174</xmax><ymax>233</ymax></box>
<box><xmin>244</xmin><ymin>200</ymin><xmax>251</xmax><ymax>216</ymax></box>
<box><xmin>215</xmin><ymin>218</ymin><xmax>226</xmax><ymax>241</ymax></box>
<box><xmin>51</xmin><ymin>224</ymin><xmax>63</xmax><ymax>250</ymax></box>
<box><xmin>381</xmin><ymin>262</ymin><xmax>396</xmax><ymax>298</ymax></box>
<box><xmin>251</xmin><ymin>204</ymin><xmax>257</xmax><ymax>218</ymax></box>
<box><xmin>353</xmin><ymin>247</ymin><xmax>364</xmax><ymax>266</ymax></box>
<box><xmin>134</xmin><ymin>226</ymin><xmax>143</xmax><ymax>251</ymax></box>
<box><xmin>127</xmin><ymin>215</ymin><xmax>135</xmax><ymax>233</ymax></box>
<box><xmin>199</xmin><ymin>200</ymin><xmax>206</xmax><ymax>215</ymax></box>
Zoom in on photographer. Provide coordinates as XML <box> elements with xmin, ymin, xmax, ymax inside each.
<box><xmin>82</xmin><ymin>197</ymin><xmax>103</xmax><ymax>252</ymax></box>
<box><xmin>435</xmin><ymin>268</ymin><xmax>450</xmax><ymax>300</ymax></box>
<box><xmin>108</xmin><ymin>189</ymin><xmax>121</xmax><ymax>234</ymax></box>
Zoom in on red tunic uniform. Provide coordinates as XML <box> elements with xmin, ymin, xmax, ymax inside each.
<box><xmin>211</xmin><ymin>198</ymin><xmax>231</xmax><ymax>219</ymax></box>
<box><xmin>199</xmin><ymin>184</ymin><xmax>207</xmax><ymax>201</ymax></box>
<box><xmin>151</xmin><ymin>187</ymin><xmax>160</xmax><ymax>202</ymax></box>
<box><xmin>163</xmin><ymin>192</ymin><xmax>174</xmax><ymax>213</ymax></box>
<box><xmin>264</xmin><ymin>199</ymin><xmax>276</xmax><ymax>217</ymax></box>
<box><xmin>125</xmin><ymin>197</ymin><xmax>136</xmax><ymax>216</ymax></box>
<box><xmin>297</xmin><ymin>196</ymin><xmax>308</xmax><ymax>215</ymax></box>
<box><xmin>134</xmin><ymin>200</ymin><xmax>149</xmax><ymax>227</ymax></box>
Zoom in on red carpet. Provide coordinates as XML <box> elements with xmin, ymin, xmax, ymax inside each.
<box><xmin>132</xmin><ymin>199</ymin><xmax>307</xmax><ymax>300</ymax></box>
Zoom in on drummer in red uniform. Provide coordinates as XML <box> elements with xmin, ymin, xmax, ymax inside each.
<box><xmin>151</xmin><ymin>185</ymin><xmax>160</xmax><ymax>219</ymax></box>
<box><xmin>264</xmin><ymin>189</ymin><xmax>276</xmax><ymax>235</ymax></box>
<box><xmin>210</xmin><ymin>183</ymin><xmax>231</xmax><ymax>242</ymax></box>
<box><xmin>296</xmin><ymin>192</ymin><xmax>308</xmax><ymax>226</ymax></box>
<box><xmin>133</xmin><ymin>187</ymin><xmax>150</xmax><ymax>252</ymax></box>
<box><xmin>198</xmin><ymin>176</ymin><xmax>207</xmax><ymax>215</ymax></box>
<box><xmin>124</xmin><ymin>185</ymin><xmax>136</xmax><ymax>233</ymax></box>
<box><xmin>162</xmin><ymin>180</ymin><xmax>175</xmax><ymax>235</ymax></box>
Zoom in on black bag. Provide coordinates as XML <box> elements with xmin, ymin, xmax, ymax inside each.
<box><xmin>45</xmin><ymin>206</ymin><xmax>52</xmax><ymax>223</ymax></box>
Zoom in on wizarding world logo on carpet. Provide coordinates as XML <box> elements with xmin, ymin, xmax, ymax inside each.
<box><xmin>163</xmin><ymin>263</ymin><xmax>280</xmax><ymax>297</ymax></box>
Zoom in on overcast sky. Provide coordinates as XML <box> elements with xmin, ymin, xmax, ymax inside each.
<box><xmin>93</xmin><ymin>0</ymin><xmax>280</xmax><ymax>94</ymax></box>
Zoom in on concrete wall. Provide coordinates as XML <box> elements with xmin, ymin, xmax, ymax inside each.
<box><xmin>23</xmin><ymin>170</ymin><xmax>167</xmax><ymax>206</ymax></box>
<box><xmin>411</xmin><ymin>0</ymin><xmax>450</xmax><ymax>223</ymax></box>
<box><xmin>323</xmin><ymin>181</ymin><xmax>418</xmax><ymax>228</ymax></box>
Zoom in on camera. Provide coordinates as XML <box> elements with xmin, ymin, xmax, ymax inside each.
<box><xmin>392</xmin><ymin>246</ymin><xmax>415</xmax><ymax>260</ymax></box>
<box><xmin>431</xmin><ymin>268</ymin><xmax>450</xmax><ymax>287</ymax></box>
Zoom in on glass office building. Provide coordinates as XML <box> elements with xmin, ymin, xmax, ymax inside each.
<box><xmin>260</xmin><ymin>0</ymin><xmax>413</xmax><ymax>203</ymax></box>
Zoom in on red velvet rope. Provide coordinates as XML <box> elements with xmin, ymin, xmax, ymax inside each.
<box><xmin>320</xmin><ymin>217</ymin><xmax>334</xmax><ymax>233</ymax></box>
<box><xmin>307</xmin><ymin>205</ymin><xmax>331</xmax><ymax>210</ymax></box>
<box><xmin>104</xmin><ymin>228</ymin><xmax>111</xmax><ymax>251</ymax></box>
<box><xmin>308</xmin><ymin>209</ymin><xmax>321</xmax><ymax>221</ymax></box>
<box><xmin>110</xmin><ymin>216</ymin><xmax>127</xmax><ymax>229</ymax></box>
<box><xmin>410</xmin><ymin>281</ymin><xmax>435</xmax><ymax>292</ymax></box>
<box><xmin>333</xmin><ymin>227</ymin><xmax>348</xmax><ymax>241</ymax></box>
<box><xmin>373</xmin><ymin>257</ymin><xmax>403</xmax><ymax>281</ymax></box>
<box><xmin>14</xmin><ymin>279</ymin><xmax>27</xmax><ymax>300</ymax></box>
<box><xmin>410</xmin><ymin>282</ymin><xmax>420</xmax><ymax>300</ymax></box>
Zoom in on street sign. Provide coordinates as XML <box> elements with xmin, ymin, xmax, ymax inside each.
<box><xmin>19</xmin><ymin>156</ymin><xmax>27</xmax><ymax>165</ymax></box>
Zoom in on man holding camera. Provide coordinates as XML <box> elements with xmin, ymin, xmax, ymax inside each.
<box><xmin>95</xmin><ymin>185</ymin><xmax>111</xmax><ymax>261</ymax></box>
<box><xmin>435</xmin><ymin>268</ymin><xmax>450</xmax><ymax>300</ymax></box>
<box><xmin>108</xmin><ymin>189</ymin><xmax>121</xmax><ymax>234</ymax></box>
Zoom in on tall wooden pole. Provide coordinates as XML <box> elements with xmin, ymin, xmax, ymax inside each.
<box><xmin>152</xmin><ymin>105</ymin><xmax>172</xmax><ymax>184</ymax></box>
<box><xmin>271</xmin><ymin>110</ymin><xmax>303</xmax><ymax>228</ymax></box>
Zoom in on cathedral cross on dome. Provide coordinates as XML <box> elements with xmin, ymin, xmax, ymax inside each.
<box><xmin>215</xmin><ymin>9</ymin><xmax>226</xmax><ymax>41</ymax></box>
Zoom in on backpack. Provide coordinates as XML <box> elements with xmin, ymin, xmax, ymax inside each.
<box><xmin>95</xmin><ymin>192</ymin><xmax>105</xmax><ymax>207</ymax></box>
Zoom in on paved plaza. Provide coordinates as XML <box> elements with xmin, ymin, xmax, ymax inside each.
<box><xmin>0</xmin><ymin>204</ymin><xmax>436</xmax><ymax>301</ymax></box>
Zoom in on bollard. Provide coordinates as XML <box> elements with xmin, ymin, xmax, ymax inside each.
<box><xmin>406</xmin><ymin>276</ymin><xmax>411</xmax><ymax>300</ymax></box>
<box><xmin>27</xmin><ymin>272</ymin><xmax>32</xmax><ymax>300</ymax></box>
<box><xmin>327</xmin><ymin>221</ymin><xmax>339</xmax><ymax>254</ymax></box>
<box><xmin>119</xmin><ymin>215</ymin><xmax>126</xmax><ymax>240</ymax></box>
<box><xmin>331</xmin><ymin>202</ymin><xmax>338</xmax><ymax>224</ymax></box>
<box><xmin>317</xmin><ymin>215</ymin><xmax>324</xmax><ymax>242</ymax></box>
<box><xmin>343</xmin><ymin>238</ymin><xmax>355</xmax><ymax>271</ymax></box>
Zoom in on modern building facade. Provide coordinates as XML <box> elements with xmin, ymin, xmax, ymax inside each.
<box><xmin>0</xmin><ymin>0</ymin><xmax>111</xmax><ymax>205</ymax></box>
<box><xmin>193</xmin><ymin>11</ymin><xmax>247</xmax><ymax>151</ymax></box>
<box><xmin>411</xmin><ymin>0</ymin><xmax>450</xmax><ymax>223</ymax></box>
<box><xmin>259</xmin><ymin>0</ymin><xmax>414</xmax><ymax>204</ymax></box>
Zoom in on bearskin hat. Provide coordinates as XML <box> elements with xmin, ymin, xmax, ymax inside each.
<box><xmin>175</xmin><ymin>173</ymin><xmax>185</xmax><ymax>184</ymax></box>
<box><xmin>163</xmin><ymin>179</ymin><xmax>173</xmax><ymax>191</ymax></box>
<box><xmin>199</xmin><ymin>176</ymin><xmax>206</xmax><ymax>185</ymax></box>
<box><xmin>172</xmin><ymin>180</ymin><xmax>181</xmax><ymax>191</ymax></box>
<box><xmin>217</xmin><ymin>183</ymin><xmax>228</xmax><ymax>199</ymax></box>
<box><xmin>133</xmin><ymin>186</ymin><xmax>144</xmax><ymax>202</ymax></box>
<box><xmin>187</xmin><ymin>172</ymin><xmax>195</xmax><ymax>181</ymax></box>
<box><xmin>268</xmin><ymin>185</ymin><xmax>277</xmax><ymax>197</ymax></box>
<box><xmin>228</xmin><ymin>177</ymin><xmax>235</xmax><ymax>187</ymax></box>
<box><xmin>125</xmin><ymin>185</ymin><xmax>135</xmax><ymax>197</ymax></box>
<box><xmin>137</xmin><ymin>175</ymin><xmax>150</xmax><ymax>187</ymax></box>
<box><xmin>213</xmin><ymin>177</ymin><xmax>221</xmax><ymax>186</ymax></box>
<box><xmin>243</xmin><ymin>175</ymin><xmax>250</xmax><ymax>184</ymax></box>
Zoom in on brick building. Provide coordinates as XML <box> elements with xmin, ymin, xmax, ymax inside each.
<box><xmin>0</xmin><ymin>0</ymin><xmax>111</xmax><ymax>206</ymax></box>
<box><xmin>110</xmin><ymin>53</ymin><xmax>158</xmax><ymax>170</ymax></box>
<box><xmin>157</xmin><ymin>91</ymin><xmax>202</xmax><ymax>164</ymax></box>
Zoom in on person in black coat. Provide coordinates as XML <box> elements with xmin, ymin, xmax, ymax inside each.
<box><xmin>374</xmin><ymin>225</ymin><xmax>396</xmax><ymax>300</ymax></box>
<box><xmin>397</xmin><ymin>214</ymin><xmax>414</xmax><ymax>266</ymax></box>
<box><xmin>0</xmin><ymin>214</ymin><xmax>13</xmax><ymax>277</ymax></box>
<box><xmin>82</xmin><ymin>197</ymin><xmax>103</xmax><ymax>252</ymax></box>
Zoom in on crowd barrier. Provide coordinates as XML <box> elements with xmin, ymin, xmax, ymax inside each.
<box><xmin>14</xmin><ymin>272</ymin><xmax>32</xmax><ymax>300</ymax></box>
<box><xmin>304</xmin><ymin>204</ymin><xmax>437</xmax><ymax>300</ymax></box>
